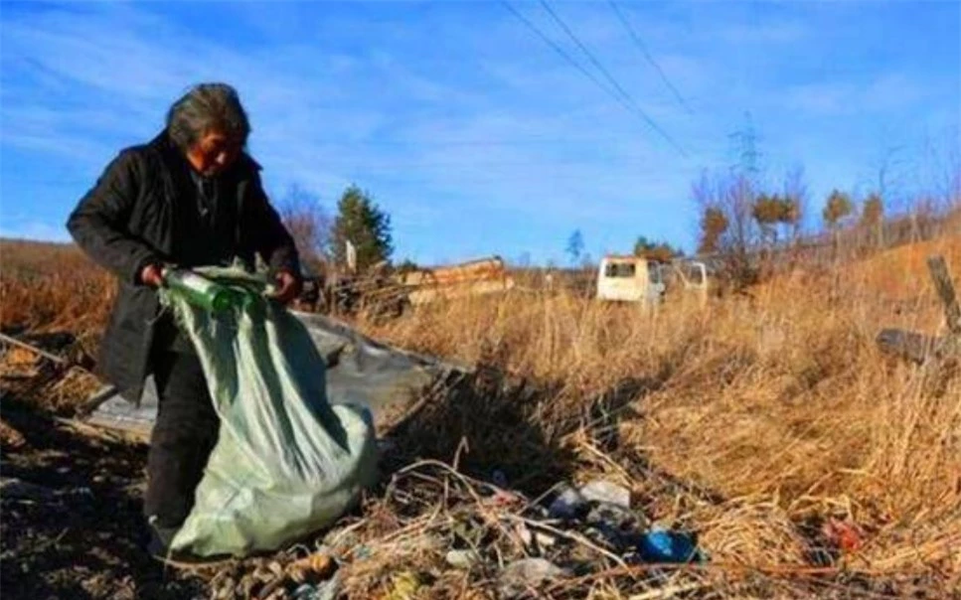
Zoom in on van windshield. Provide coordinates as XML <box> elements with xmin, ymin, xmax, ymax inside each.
<box><xmin>604</xmin><ymin>262</ymin><xmax>636</xmax><ymax>278</ymax></box>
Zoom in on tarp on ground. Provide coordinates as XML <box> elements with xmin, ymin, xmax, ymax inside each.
<box><xmin>83</xmin><ymin>268</ymin><xmax>465</xmax><ymax>557</ymax></box>
<box><xmin>86</xmin><ymin>311</ymin><xmax>462</xmax><ymax>438</ymax></box>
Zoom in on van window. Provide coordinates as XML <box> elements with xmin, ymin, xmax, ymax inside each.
<box><xmin>685</xmin><ymin>264</ymin><xmax>705</xmax><ymax>285</ymax></box>
<box><xmin>604</xmin><ymin>262</ymin><xmax>636</xmax><ymax>278</ymax></box>
<box><xmin>648</xmin><ymin>261</ymin><xmax>662</xmax><ymax>284</ymax></box>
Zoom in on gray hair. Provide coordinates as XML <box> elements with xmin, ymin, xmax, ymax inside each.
<box><xmin>165</xmin><ymin>83</ymin><xmax>251</xmax><ymax>150</ymax></box>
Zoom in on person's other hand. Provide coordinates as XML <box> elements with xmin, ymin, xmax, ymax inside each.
<box><xmin>140</xmin><ymin>264</ymin><xmax>164</xmax><ymax>288</ymax></box>
<box><xmin>271</xmin><ymin>270</ymin><xmax>302</xmax><ymax>305</ymax></box>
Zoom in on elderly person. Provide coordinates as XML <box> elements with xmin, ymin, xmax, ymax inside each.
<box><xmin>67</xmin><ymin>83</ymin><xmax>302</xmax><ymax>554</ymax></box>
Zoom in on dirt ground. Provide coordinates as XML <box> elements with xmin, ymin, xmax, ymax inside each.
<box><xmin>0</xmin><ymin>332</ymin><xmax>211</xmax><ymax>599</ymax></box>
<box><xmin>1</xmin><ymin>394</ymin><xmax>208</xmax><ymax>599</ymax></box>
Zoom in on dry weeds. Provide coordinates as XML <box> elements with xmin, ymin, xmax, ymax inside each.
<box><xmin>2</xmin><ymin>235</ymin><xmax>960</xmax><ymax>597</ymax></box>
<box><xmin>362</xmin><ymin>234</ymin><xmax>961</xmax><ymax>595</ymax></box>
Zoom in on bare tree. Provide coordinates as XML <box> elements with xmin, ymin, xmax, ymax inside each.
<box><xmin>278</xmin><ymin>184</ymin><xmax>332</xmax><ymax>276</ymax></box>
<box><xmin>782</xmin><ymin>164</ymin><xmax>808</xmax><ymax>242</ymax></box>
<box><xmin>692</xmin><ymin>168</ymin><xmax>760</xmax><ymax>287</ymax></box>
<box><xmin>861</xmin><ymin>193</ymin><xmax>884</xmax><ymax>248</ymax></box>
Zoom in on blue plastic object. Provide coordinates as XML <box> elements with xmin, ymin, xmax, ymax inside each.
<box><xmin>636</xmin><ymin>529</ymin><xmax>701</xmax><ymax>563</ymax></box>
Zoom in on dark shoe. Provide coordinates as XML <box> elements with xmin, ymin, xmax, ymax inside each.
<box><xmin>147</xmin><ymin>517</ymin><xmax>180</xmax><ymax>560</ymax></box>
<box><xmin>146</xmin><ymin>517</ymin><xmax>231</xmax><ymax>567</ymax></box>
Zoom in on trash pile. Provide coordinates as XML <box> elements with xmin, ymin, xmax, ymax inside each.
<box><xmin>196</xmin><ymin>460</ymin><xmax>710</xmax><ymax>599</ymax></box>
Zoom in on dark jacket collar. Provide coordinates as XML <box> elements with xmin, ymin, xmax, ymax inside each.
<box><xmin>147</xmin><ymin>130</ymin><xmax>262</xmax><ymax>177</ymax></box>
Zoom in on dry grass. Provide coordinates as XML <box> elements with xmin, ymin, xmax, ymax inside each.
<box><xmin>1</xmin><ymin>239</ymin><xmax>115</xmax><ymax>340</ymax></box>
<box><xmin>2</xmin><ymin>235</ymin><xmax>960</xmax><ymax>596</ymax></box>
<box><xmin>360</xmin><ymin>234</ymin><xmax>961</xmax><ymax>594</ymax></box>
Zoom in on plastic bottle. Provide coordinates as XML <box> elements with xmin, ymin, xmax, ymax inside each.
<box><xmin>162</xmin><ymin>269</ymin><xmax>241</xmax><ymax>313</ymax></box>
<box><xmin>636</xmin><ymin>529</ymin><xmax>702</xmax><ymax>563</ymax></box>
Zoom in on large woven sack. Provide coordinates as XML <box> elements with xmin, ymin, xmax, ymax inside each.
<box><xmin>163</xmin><ymin>269</ymin><xmax>378</xmax><ymax>557</ymax></box>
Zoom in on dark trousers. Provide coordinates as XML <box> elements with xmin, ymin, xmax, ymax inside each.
<box><xmin>143</xmin><ymin>349</ymin><xmax>219</xmax><ymax>528</ymax></box>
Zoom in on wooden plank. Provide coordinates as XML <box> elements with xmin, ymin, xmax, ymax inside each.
<box><xmin>927</xmin><ymin>255</ymin><xmax>961</xmax><ymax>335</ymax></box>
<box><xmin>0</xmin><ymin>332</ymin><xmax>67</xmax><ymax>365</ymax></box>
<box><xmin>876</xmin><ymin>328</ymin><xmax>961</xmax><ymax>363</ymax></box>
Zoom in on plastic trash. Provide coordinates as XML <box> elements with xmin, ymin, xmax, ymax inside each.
<box><xmin>585</xmin><ymin>501</ymin><xmax>645</xmax><ymax>551</ymax></box>
<box><xmin>635</xmin><ymin>529</ymin><xmax>701</xmax><ymax>563</ymax></box>
<box><xmin>445</xmin><ymin>549</ymin><xmax>482</xmax><ymax>569</ymax></box>
<box><xmin>822</xmin><ymin>517</ymin><xmax>864</xmax><ymax>552</ymax></box>
<box><xmin>515</xmin><ymin>522</ymin><xmax>558</xmax><ymax>550</ymax></box>
<box><xmin>291</xmin><ymin>575</ymin><xmax>340</xmax><ymax>600</ymax></box>
<box><xmin>547</xmin><ymin>484</ymin><xmax>587</xmax><ymax>520</ymax></box>
<box><xmin>586</xmin><ymin>501</ymin><xmax>639</xmax><ymax>530</ymax></box>
<box><xmin>498</xmin><ymin>558</ymin><xmax>569</xmax><ymax>598</ymax></box>
<box><xmin>579</xmin><ymin>479</ymin><xmax>631</xmax><ymax>508</ymax></box>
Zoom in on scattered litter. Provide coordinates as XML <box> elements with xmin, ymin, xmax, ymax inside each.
<box><xmin>547</xmin><ymin>484</ymin><xmax>587</xmax><ymax>520</ymax></box>
<box><xmin>445</xmin><ymin>549</ymin><xmax>482</xmax><ymax>569</ymax></box>
<box><xmin>487</xmin><ymin>488</ymin><xmax>524</xmax><ymax>508</ymax></box>
<box><xmin>634</xmin><ymin>529</ymin><xmax>701</xmax><ymax>564</ymax></box>
<box><xmin>290</xmin><ymin>574</ymin><xmax>340</xmax><ymax>600</ymax></box>
<box><xmin>586</xmin><ymin>500</ymin><xmax>640</xmax><ymax>531</ymax></box>
<box><xmin>498</xmin><ymin>558</ymin><xmax>569</xmax><ymax>598</ymax></box>
<box><xmin>579</xmin><ymin>479</ymin><xmax>631</xmax><ymax>508</ymax></box>
<box><xmin>513</xmin><ymin>521</ymin><xmax>558</xmax><ymax>552</ymax></box>
<box><xmin>585</xmin><ymin>502</ymin><xmax>644</xmax><ymax>551</ymax></box>
<box><xmin>822</xmin><ymin>517</ymin><xmax>864</xmax><ymax>553</ymax></box>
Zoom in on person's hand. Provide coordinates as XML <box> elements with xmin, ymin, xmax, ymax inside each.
<box><xmin>140</xmin><ymin>264</ymin><xmax>164</xmax><ymax>288</ymax></box>
<box><xmin>270</xmin><ymin>270</ymin><xmax>302</xmax><ymax>305</ymax></box>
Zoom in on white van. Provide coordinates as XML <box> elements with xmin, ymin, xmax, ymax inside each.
<box><xmin>596</xmin><ymin>255</ymin><xmax>665</xmax><ymax>304</ymax></box>
<box><xmin>596</xmin><ymin>256</ymin><xmax>709</xmax><ymax>306</ymax></box>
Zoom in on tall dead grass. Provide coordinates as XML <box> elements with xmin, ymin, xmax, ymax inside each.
<box><xmin>1</xmin><ymin>240</ymin><xmax>114</xmax><ymax>338</ymax></box>
<box><xmin>365</xmin><ymin>234</ymin><xmax>961</xmax><ymax>582</ymax></box>
<box><xmin>3</xmin><ymin>236</ymin><xmax>959</xmax><ymax>591</ymax></box>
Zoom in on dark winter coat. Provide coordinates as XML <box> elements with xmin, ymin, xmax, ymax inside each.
<box><xmin>66</xmin><ymin>131</ymin><xmax>300</xmax><ymax>405</ymax></box>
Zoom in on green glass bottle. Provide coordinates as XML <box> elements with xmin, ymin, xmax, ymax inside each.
<box><xmin>162</xmin><ymin>269</ymin><xmax>241</xmax><ymax>313</ymax></box>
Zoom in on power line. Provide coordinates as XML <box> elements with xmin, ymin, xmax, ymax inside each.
<box><xmin>607</xmin><ymin>0</ymin><xmax>692</xmax><ymax>114</ymax></box>
<box><xmin>499</xmin><ymin>1</ymin><xmax>620</xmax><ymax>102</ymax></box>
<box><xmin>500</xmin><ymin>1</ymin><xmax>685</xmax><ymax>157</ymax></box>
<box><xmin>535</xmin><ymin>0</ymin><xmax>687</xmax><ymax>157</ymax></box>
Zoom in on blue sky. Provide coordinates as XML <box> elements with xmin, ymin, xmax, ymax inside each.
<box><xmin>1</xmin><ymin>1</ymin><xmax>958</xmax><ymax>266</ymax></box>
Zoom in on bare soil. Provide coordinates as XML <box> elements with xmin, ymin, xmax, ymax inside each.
<box><xmin>1</xmin><ymin>394</ymin><xmax>206</xmax><ymax>599</ymax></box>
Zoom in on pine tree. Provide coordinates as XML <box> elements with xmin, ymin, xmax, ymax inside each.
<box><xmin>697</xmin><ymin>206</ymin><xmax>729</xmax><ymax>254</ymax></box>
<box><xmin>331</xmin><ymin>185</ymin><xmax>393</xmax><ymax>272</ymax></box>
<box><xmin>566</xmin><ymin>229</ymin><xmax>584</xmax><ymax>266</ymax></box>
<box><xmin>822</xmin><ymin>189</ymin><xmax>853</xmax><ymax>231</ymax></box>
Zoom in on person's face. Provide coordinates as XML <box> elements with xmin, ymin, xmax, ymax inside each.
<box><xmin>186</xmin><ymin>130</ymin><xmax>241</xmax><ymax>176</ymax></box>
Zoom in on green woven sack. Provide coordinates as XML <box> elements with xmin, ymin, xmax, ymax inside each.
<box><xmin>161</xmin><ymin>268</ymin><xmax>378</xmax><ymax>557</ymax></box>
